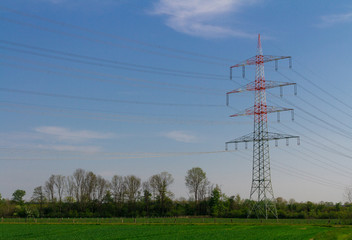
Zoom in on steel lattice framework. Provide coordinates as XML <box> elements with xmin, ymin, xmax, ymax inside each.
<box><xmin>226</xmin><ymin>34</ymin><xmax>299</xmax><ymax>219</ymax></box>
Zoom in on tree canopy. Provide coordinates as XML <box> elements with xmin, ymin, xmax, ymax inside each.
<box><xmin>0</xmin><ymin>168</ymin><xmax>351</xmax><ymax>220</ymax></box>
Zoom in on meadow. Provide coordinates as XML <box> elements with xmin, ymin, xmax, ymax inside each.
<box><xmin>1</xmin><ymin>218</ymin><xmax>352</xmax><ymax>240</ymax></box>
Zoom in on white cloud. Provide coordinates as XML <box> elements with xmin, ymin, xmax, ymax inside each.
<box><xmin>36</xmin><ymin>144</ymin><xmax>102</xmax><ymax>153</ymax></box>
<box><xmin>0</xmin><ymin>127</ymin><xmax>113</xmax><ymax>155</ymax></box>
<box><xmin>163</xmin><ymin>130</ymin><xmax>197</xmax><ymax>143</ymax></box>
<box><xmin>35</xmin><ymin>126</ymin><xmax>114</xmax><ymax>142</ymax></box>
<box><xmin>318</xmin><ymin>11</ymin><xmax>352</xmax><ymax>27</ymax></box>
<box><xmin>151</xmin><ymin>0</ymin><xmax>257</xmax><ymax>38</ymax></box>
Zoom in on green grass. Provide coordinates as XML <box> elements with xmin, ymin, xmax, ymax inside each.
<box><xmin>1</xmin><ymin>223</ymin><xmax>351</xmax><ymax>240</ymax></box>
<box><xmin>313</xmin><ymin>227</ymin><xmax>352</xmax><ymax>240</ymax></box>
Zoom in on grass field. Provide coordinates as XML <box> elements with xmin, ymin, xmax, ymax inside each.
<box><xmin>1</xmin><ymin>219</ymin><xmax>351</xmax><ymax>240</ymax></box>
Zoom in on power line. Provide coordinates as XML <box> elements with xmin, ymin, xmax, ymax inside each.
<box><xmin>293</xmin><ymin>120</ymin><xmax>352</xmax><ymax>155</ymax></box>
<box><xmin>276</xmin><ymin>147</ymin><xmax>352</xmax><ymax>179</ymax></box>
<box><xmin>232</xmin><ymin>129</ymin><xmax>352</xmax><ymax>182</ymax></box>
<box><xmin>275</xmin><ymin>122</ymin><xmax>352</xmax><ymax>171</ymax></box>
<box><xmin>266</xmin><ymin>41</ymin><xmax>352</xmax><ymax>111</ymax></box>
<box><xmin>0</xmin><ymin>100</ymin><xmax>209</xmax><ymax>118</ymax></box>
<box><xmin>269</xmin><ymin>74</ymin><xmax>352</xmax><ymax>138</ymax></box>
<box><xmin>0</xmin><ymin>5</ymin><xmax>236</xmax><ymax>63</ymax></box>
<box><xmin>271</xmin><ymin>163</ymin><xmax>346</xmax><ymax>190</ymax></box>
<box><xmin>0</xmin><ymin>87</ymin><xmax>224</xmax><ymax>107</ymax></box>
<box><xmin>0</xmin><ymin>45</ymin><xmax>227</xmax><ymax>81</ymax></box>
<box><xmin>0</xmin><ymin>61</ymin><xmax>226</xmax><ymax>96</ymax></box>
<box><xmin>293</xmin><ymin>69</ymin><xmax>352</xmax><ymax>110</ymax></box>
<box><xmin>0</xmin><ymin>101</ymin><xmax>246</xmax><ymax>125</ymax></box>
<box><xmin>293</xmin><ymin>144</ymin><xmax>352</xmax><ymax>177</ymax></box>
<box><xmin>277</xmin><ymin>71</ymin><xmax>352</xmax><ymax>121</ymax></box>
<box><xmin>0</xmin><ymin>149</ymin><xmax>235</xmax><ymax>161</ymax></box>
<box><xmin>268</xmin><ymin>91</ymin><xmax>352</xmax><ymax>138</ymax></box>
<box><xmin>0</xmin><ymin>53</ymin><xmax>226</xmax><ymax>94</ymax></box>
<box><xmin>270</xmin><ymin>122</ymin><xmax>352</xmax><ymax>177</ymax></box>
<box><xmin>0</xmin><ymin>40</ymin><xmax>232</xmax><ymax>80</ymax></box>
<box><xmin>232</xmin><ymin>151</ymin><xmax>347</xmax><ymax>191</ymax></box>
<box><xmin>0</xmin><ymin>16</ymin><xmax>228</xmax><ymax>67</ymax></box>
<box><xmin>266</xmin><ymin>103</ymin><xmax>352</xmax><ymax>152</ymax></box>
<box><xmin>270</xmin><ymin>95</ymin><xmax>352</xmax><ymax>140</ymax></box>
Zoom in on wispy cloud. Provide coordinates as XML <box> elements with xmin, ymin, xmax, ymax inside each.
<box><xmin>36</xmin><ymin>144</ymin><xmax>102</xmax><ymax>153</ymax></box>
<box><xmin>318</xmin><ymin>11</ymin><xmax>352</xmax><ymax>27</ymax></box>
<box><xmin>163</xmin><ymin>130</ymin><xmax>197</xmax><ymax>143</ymax></box>
<box><xmin>151</xmin><ymin>0</ymin><xmax>257</xmax><ymax>38</ymax></box>
<box><xmin>0</xmin><ymin>126</ymin><xmax>115</xmax><ymax>155</ymax></box>
<box><xmin>35</xmin><ymin>126</ymin><xmax>114</xmax><ymax>142</ymax></box>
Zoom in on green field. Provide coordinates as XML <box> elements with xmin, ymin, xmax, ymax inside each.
<box><xmin>1</xmin><ymin>221</ymin><xmax>351</xmax><ymax>240</ymax></box>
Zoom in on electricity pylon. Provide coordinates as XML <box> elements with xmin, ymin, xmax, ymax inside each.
<box><xmin>226</xmin><ymin>34</ymin><xmax>299</xmax><ymax>219</ymax></box>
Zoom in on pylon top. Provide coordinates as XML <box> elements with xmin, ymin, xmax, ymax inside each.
<box><xmin>230</xmin><ymin>33</ymin><xmax>290</xmax><ymax>69</ymax></box>
<box><xmin>257</xmin><ymin>34</ymin><xmax>262</xmax><ymax>52</ymax></box>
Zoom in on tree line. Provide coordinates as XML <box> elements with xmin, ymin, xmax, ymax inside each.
<box><xmin>1</xmin><ymin>167</ymin><xmax>352</xmax><ymax>220</ymax></box>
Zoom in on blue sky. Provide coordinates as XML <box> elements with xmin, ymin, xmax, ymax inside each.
<box><xmin>1</xmin><ymin>0</ymin><xmax>352</xmax><ymax>203</ymax></box>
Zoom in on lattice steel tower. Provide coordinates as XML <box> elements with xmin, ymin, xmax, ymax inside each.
<box><xmin>226</xmin><ymin>34</ymin><xmax>299</xmax><ymax>219</ymax></box>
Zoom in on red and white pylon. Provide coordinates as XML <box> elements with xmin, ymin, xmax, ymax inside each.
<box><xmin>226</xmin><ymin>34</ymin><xmax>299</xmax><ymax>219</ymax></box>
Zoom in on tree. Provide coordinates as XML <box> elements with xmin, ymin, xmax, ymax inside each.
<box><xmin>142</xmin><ymin>181</ymin><xmax>152</xmax><ymax>216</ymax></box>
<box><xmin>45</xmin><ymin>175</ymin><xmax>56</xmax><ymax>202</ymax></box>
<box><xmin>111</xmin><ymin>175</ymin><xmax>125</xmax><ymax>204</ymax></box>
<box><xmin>96</xmin><ymin>175</ymin><xmax>109</xmax><ymax>202</ymax></box>
<box><xmin>12</xmin><ymin>189</ymin><xmax>26</xmax><ymax>205</ymax></box>
<box><xmin>0</xmin><ymin>193</ymin><xmax>4</xmax><ymax>209</ymax></box>
<box><xmin>65</xmin><ymin>176</ymin><xmax>75</xmax><ymax>202</ymax></box>
<box><xmin>344</xmin><ymin>187</ymin><xmax>352</xmax><ymax>203</ymax></box>
<box><xmin>82</xmin><ymin>171</ymin><xmax>97</xmax><ymax>201</ymax></box>
<box><xmin>124</xmin><ymin>175</ymin><xmax>141</xmax><ymax>216</ymax></box>
<box><xmin>73</xmin><ymin>168</ymin><xmax>86</xmax><ymax>202</ymax></box>
<box><xmin>54</xmin><ymin>175</ymin><xmax>65</xmax><ymax>203</ymax></box>
<box><xmin>149</xmin><ymin>172</ymin><xmax>174</xmax><ymax>215</ymax></box>
<box><xmin>209</xmin><ymin>186</ymin><xmax>221</xmax><ymax>217</ymax></box>
<box><xmin>124</xmin><ymin>175</ymin><xmax>141</xmax><ymax>203</ymax></box>
<box><xmin>31</xmin><ymin>186</ymin><xmax>45</xmax><ymax>216</ymax></box>
<box><xmin>185</xmin><ymin>167</ymin><xmax>209</xmax><ymax>204</ymax></box>
<box><xmin>198</xmin><ymin>178</ymin><xmax>210</xmax><ymax>202</ymax></box>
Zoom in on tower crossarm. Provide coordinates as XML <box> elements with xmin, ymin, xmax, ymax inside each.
<box><xmin>230</xmin><ymin>55</ymin><xmax>291</xmax><ymax>68</ymax></box>
<box><xmin>229</xmin><ymin>106</ymin><xmax>292</xmax><ymax>117</ymax></box>
<box><xmin>266</xmin><ymin>132</ymin><xmax>300</xmax><ymax>141</ymax></box>
<box><xmin>226</xmin><ymin>133</ymin><xmax>255</xmax><ymax>144</ymax></box>
<box><xmin>227</xmin><ymin>81</ymin><xmax>295</xmax><ymax>95</ymax></box>
<box><xmin>226</xmin><ymin>132</ymin><xmax>299</xmax><ymax>146</ymax></box>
